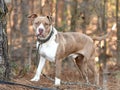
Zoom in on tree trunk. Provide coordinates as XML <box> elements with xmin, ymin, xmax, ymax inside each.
<box><xmin>102</xmin><ymin>0</ymin><xmax>108</xmax><ymax>90</ymax></box>
<box><xmin>20</xmin><ymin>0</ymin><xmax>29</xmax><ymax>73</ymax></box>
<box><xmin>0</xmin><ymin>0</ymin><xmax>10</xmax><ymax>80</ymax></box>
<box><xmin>29</xmin><ymin>0</ymin><xmax>34</xmax><ymax>14</ymax></box>
<box><xmin>116</xmin><ymin>0</ymin><xmax>120</xmax><ymax>66</ymax></box>
<box><xmin>55</xmin><ymin>0</ymin><xmax>58</xmax><ymax>27</ymax></box>
<box><xmin>70</xmin><ymin>0</ymin><xmax>77</xmax><ymax>31</ymax></box>
<box><xmin>10</xmin><ymin>0</ymin><xmax>18</xmax><ymax>58</ymax></box>
<box><xmin>55</xmin><ymin>0</ymin><xmax>64</xmax><ymax>28</ymax></box>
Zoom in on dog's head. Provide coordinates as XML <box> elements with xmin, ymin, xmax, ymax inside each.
<box><xmin>28</xmin><ymin>14</ymin><xmax>54</xmax><ymax>40</ymax></box>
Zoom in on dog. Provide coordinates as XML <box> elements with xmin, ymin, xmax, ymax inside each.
<box><xmin>28</xmin><ymin>14</ymin><xmax>116</xmax><ymax>86</ymax></box>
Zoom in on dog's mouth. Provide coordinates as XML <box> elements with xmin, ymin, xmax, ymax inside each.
<box><xmin>36</xmin><ymin>33</ymin><xmax>45</xmax><ymax>38</ymax></box>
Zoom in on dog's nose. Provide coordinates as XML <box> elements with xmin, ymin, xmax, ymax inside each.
<box><xmin>39</xmin><ymin>28</ymin><xmax>43</xmax><ymax>32</ymax></box>
<box><xmin>39</xmin><ymin>28</ymin><xmax>43</xmax><ymax>35</ymax></box>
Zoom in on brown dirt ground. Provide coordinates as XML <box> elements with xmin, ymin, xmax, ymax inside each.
<box><xmin>0</xmin><ymin>65</ymin><xmax>120</xmax><ymax>90</ymax></box>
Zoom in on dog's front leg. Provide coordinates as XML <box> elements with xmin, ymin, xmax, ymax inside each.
<box><xmin>31</xmin><ymin>56</ymin><xmax>46</xmax><ymax>81</ymax></box>
<box><xmin>55</xmin><ymin>59</ymin><xmax>62</xmax><ymax>86</ymax></box>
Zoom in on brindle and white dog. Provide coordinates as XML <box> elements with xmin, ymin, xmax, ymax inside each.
<box><xmin>28</xmin><ymin>14</ymin><xmax>116</xmax><ymax>85</ymax></box>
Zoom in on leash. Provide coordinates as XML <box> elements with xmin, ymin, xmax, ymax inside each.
<box><xmin>42</xmin><ymin>73</ymin><xmax>103</xmax><ymax>90</ymax></box>
<box><xmin>0</xmin><ymin>80</ymin><xmax>56</xmax><ymax>90</ymax></box>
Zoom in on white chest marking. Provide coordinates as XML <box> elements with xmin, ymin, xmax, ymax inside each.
<box><xmin>36</xmin><ymin>29</ymin><xmax>58</xmax><ymax>62</ymax></box>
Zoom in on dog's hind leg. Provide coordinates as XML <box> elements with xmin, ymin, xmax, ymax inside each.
<box><xmin>74</xmin><ymin>54</ymin><xmax>89</xmax><ymax>83</ymax></box>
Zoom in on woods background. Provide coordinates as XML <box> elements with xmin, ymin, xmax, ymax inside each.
<box><xmin>1</xmin><ymin>0</ymin><xmax>120</xmax><ymax>89</ymax></box>
<box><xmin>5</xmin><ymin>0</ymin><xmax>119</xmax><ymax>75</ymax></box>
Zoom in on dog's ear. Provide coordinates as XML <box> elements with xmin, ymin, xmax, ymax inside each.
<box><xmin>46</xmin><ymin>16</ymin><xmax>55</xmax><ymax>25</ymax></box>
<box><xmin>28</xmin><ymin>14</ymin><xmax>38</xmax><ymax>19</ymax></box>
<box><xmin>28</xmin><ymin>14</ymin><xmax>38</xmax><ymax>24</ymax></box>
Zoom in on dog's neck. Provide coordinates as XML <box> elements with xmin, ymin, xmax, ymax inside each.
<box><xmin>37</xmin><ymin>26</ymin><xmax>54</xmax><ymax>44</ymax></box>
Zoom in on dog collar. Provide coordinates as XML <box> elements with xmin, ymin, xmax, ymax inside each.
<box><xmin>37</xmin><ymin>28</ymin><xmax>54</xmax><ymax>44</ymax></box>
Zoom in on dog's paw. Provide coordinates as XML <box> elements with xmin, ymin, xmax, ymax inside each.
<box><xmin>30</xmin><ymin>76</ymin><xmax>40</xmax><ymax>81</ymax></box>
<box><xmin>55</xmin><ymin>77</ymin><xmax>61</xmax><ymax>86</ymax></box>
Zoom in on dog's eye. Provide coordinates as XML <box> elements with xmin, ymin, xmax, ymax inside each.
<box><xmin>45</xmin><ymin>23</ymin><xmax>49</xmax><ymax>26</ymax></box>
<box><xmin>35</xmin><ymin>22</ymin><xmax>40</xmax><ymax>25</ymax></box>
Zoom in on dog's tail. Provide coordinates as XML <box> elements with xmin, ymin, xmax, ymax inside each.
<box><xmin>92</xmin><ymin>24</ymin><xmax>116</xmax><ymax>41</ymax></box>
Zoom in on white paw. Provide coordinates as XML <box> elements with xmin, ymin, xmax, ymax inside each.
<box><xmin>55</xmin><ymin>77</ymin><xmax>61</xmax><ymax>86</ymax></box>
<box><xmin>30</xmin><ymin>76</ymin><xmax>40</xmax><ymax>81</ymax></box>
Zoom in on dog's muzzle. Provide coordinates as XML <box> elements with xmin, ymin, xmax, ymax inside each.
<box><xmin>36</xmin><ymin>28</ymin><xmax>44</xmax><ymax>37</ymax></box>
<box><xmin>37</xmin><ymin>27</ymin><xmax>54</xmax><ymax>44</ymax></box>
<box><xmin>38</xmin><ymin>28</ymin><xmax>44</xmax><ymax>35</ymax></box>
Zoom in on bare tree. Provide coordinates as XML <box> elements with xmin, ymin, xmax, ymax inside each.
<box><xmin>94</xmin><ymin>0</ymin><xmax>108</xmax><ymax>89</ymax></box>
<box><xmin>116</xmin><ymin>0</ymin><xmax>120</xmax><ymax>66</ymax></box>
<box><xmin>19</xmin><ymin>0</ymin><xmax>29</xmax><ymax>75</ymax></box>
<box><xmin>70</xmin><ymin>0</ymin><xmax>78</xmax><ymax>31</ymax></box>
<box><xmin>0</xmin><ymin>0</ymin><xmax>10</xmax><ymax>80</ymax></box>
<box><xmin>101</xmin><ymin>0</ymin><xmax>107</xmax><ymax>90</ymax></box>
<box><xmin>10</xmin><ymin>0</ymin><xmax>19</xmax><ymax>58</ymax></box>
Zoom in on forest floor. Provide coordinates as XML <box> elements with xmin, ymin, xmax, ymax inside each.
<box><xmin>0</xmin><ymin>65</ymin><xmax>120</xmax><ymax>90</ymax></box>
